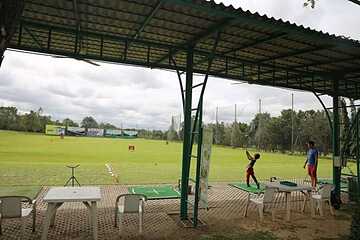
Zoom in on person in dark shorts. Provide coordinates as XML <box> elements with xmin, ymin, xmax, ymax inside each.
<box><xmin>245</xmin><ymin>150</ymin><xmax>260</xmax><ymax>189</ymax></box>
<box><xmin>303</xmin><ymin>140</ymin><xmax>319</xmax><ymax>189</ymax></box>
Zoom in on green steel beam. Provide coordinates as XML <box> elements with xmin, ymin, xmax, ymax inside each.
<box><xmin>22</xmin><ymin>26</ymin><xmax>45</xmax><ymax>50</ymax></box>
<box><xmin>332</xmin><ymin>77</ymin><xmax>342</xmax><ymax>202</ymax></box>
<box><xmin>24</xmin><ymin>1</ymin><xmax>193</xmax><ymax>46</ymax></box>
<box><xmin>72</xmin><ymin>0</ymin><xmax>81</xmax><ymax>54</ymax></box>
<box><xmin>221</xmin><ymin>32</ymin><xmax>287</xmax><ymax>56</ymax></box>
<box><xmin>26</xmin><ymin>0</ymin><xmax>359</xmax><ymax>59</ymax></box>
<box><xmin>16</xmin><ymin>20</ymin><xmax>327</xmax><ymax>79</ymax></box>
<box><xmin>257</xmin><ymin>45</ymin><xmax>331</xmax><ymax>63</ymax></box>
<box><xmin>13</xmin><ymin>21</ymin><xmax>360</xmax><ymax>99</ymax></box>
<box><xmin>171</xmin><ymin>57</ymin><xmax>185</xmax><ymax>112</ymax></box>
<box><xmin>131</xmin><ymin>0</ymin><xmax>165</xmax><ymax>41</ymax></box>
<box><xmin>23</xmin><ymin>0</ymin><xmax>360</xmax><ymax>72</ymax></box>
<box><xmin>357</xmin><ymin>111</ymin><xmax>360</xmax><ymax>199</ymax></box>
<box><xmin>152</xmin><ymin>17</ymin><xmax>233</xmax><ymax>66</ymax></box>
<box><xmin>192</xmin><ymin>32</ymin><xmax>286</xmax><ymax>68</ymax></box>
<box><xmin>338</xmin><ymin>67</ymin><xmax>360</xmax><ymax>75</ymax></box>
<box><xmin>190</xmin><ymin>31</ymin><xmax>221</xmax><ymax>152</ymax></box>
<box><xmin>14</xmin><ymin>43</ymin><xmax>360</xmax><ymax>99</ymax></box>
<box><xmin>293</xmin><ymin>55</ymin><xmax>360</xmax><ymax>69</ymax></box>
<box><xmin>17</xmin><ymin>20</ymin><xmax>178</xmax><ymax>52</ymax></box>
<box><xmin>72</xmin><ymin>0</ymin><xmax>81</xmax><ymax>32</ymax></box>
<box><xmin>193</xmin><ymin>101</ymin><xmax>203</xmax><ymax>227</ymax></box>
<box><xmin>25</xmin><ymin>0</ymin><xmax>296</xmax><ymax>60</ymax></box>
<box><xmin>0</xmin><ymin>0</ymin><xmax>25</xmax><ymax>67</ymax></box>
<box><xmin>180</xmin><ymin>45</ymin><xmax>194</xmax><ymax>220</ymax></box>
<box><xmin>26</xmin><ymin>0</ymin><xmax>353</xmax><ymax>68</ymax></box>
<box><xmin>189</xmin><ymin>31</ymin><xmax>221</xmax><ymax>227</ymax></box>
<box><xmin>346</xmin><ymin>75</ymin><xmax>360</xmax><ymax>80</ymax></box>
<box><xmin>17</xmin><ymin>22</ymin><xmax>23</xmax><ymax>46</ymax></box>
<box><xmin>220</xmin><ymin>63</ymin><xmax>329</xmax><ymax>84</ymax></box>
<box><xmin>211</xmin><ymin>70</ymin><xmax>328</xmax><ymax>95</ymax></box>
<box><xmin>215</xmin><ymin>59</ymin><xmax>323</xmax><ymax>78</ymax></box>
<box><xmin>313</xmin><ymin>92</ymin><xmax>333</xmax><ymax>133</ymax></box>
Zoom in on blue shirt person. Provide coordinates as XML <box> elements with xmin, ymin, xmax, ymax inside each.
<box><xmin>303</xmin><ymin>141</ymin><xmax>319</xmax><ymax>188</ymax></box>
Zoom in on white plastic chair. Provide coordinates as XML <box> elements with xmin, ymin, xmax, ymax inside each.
<box><xmin>114</xmin><ymin>194</ymin><xmax>147</xmax><ymax>234</ymax></box>
<box><xmin>311</xmin><ymin>183</ymin><xmax>334</xmax><ymax>216</ymax></box>
<box><xmin>0</xmin><ymin>196</ymin><xmax>37</xmax><ymax>236</ymax></box>
<box><xmin>105</xmin><ymin>163</ymin><xmax>119</xmax><ymax>183</ymax></box>
<box><xmin>243</xmin><ymin>187</ymin><xmax>278</xmax><ymax>221</ymax></box>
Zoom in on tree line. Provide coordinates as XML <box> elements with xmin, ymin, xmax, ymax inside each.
<box><xmin>163</xmin><ymin>109</ymin><xmax>333</xmax><ymax>155</ymax></box>
<box><xmin>166</xmin><ymin>99</ymin><xmax>359</xmax><ymax>157</ymax></box>
<box><xmin>1</xmin><ymin>100</ymin><xmax>359</xmax><ymax>157</ymax></box>
<box><xmin>0</xmin><ymin>107</ymin><xmax>118</xmax><ymax>132</ymax></box>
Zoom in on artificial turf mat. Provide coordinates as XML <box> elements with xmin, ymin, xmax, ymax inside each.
<box><xmin>128</xmin><ymin>185</ymin><xmax>181</xmax><ymax>200</ymax></box>
<box><xmin>0</xmin><ymin>185</ymin><xmax>42</xmax><ymax>199</ymax></box>
<box><xmin>229</xmin><ymin>183</ymin><xmax>265</xmax><ymax>193</ymax></box>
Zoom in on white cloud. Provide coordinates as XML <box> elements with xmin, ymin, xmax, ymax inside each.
<box><xmin>0</xmin><ymin>0</ymin><xmax>357</xmax><ymax>129</ymax></box>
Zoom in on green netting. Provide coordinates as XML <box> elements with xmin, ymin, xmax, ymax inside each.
<box><xmin>229</xmin><ymin>183</ymin><xmax>265</xmax><ymax>193</ymax></box>
<box><xmin>128</xmin><ymin>185</ymin><xmax>181</xmax><ymax>200</ymax></box>
<box><xmin>0</xmin><ymin>186</ymin><xmax>42</xmax><ymax>199</ymax></box>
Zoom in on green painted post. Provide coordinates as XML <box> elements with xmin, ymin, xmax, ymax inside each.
<box><xmin>180</xmin><ymin>46</ymin><xmax>194</xmax><ymax>220</ymax></box>
<box><xmin>193</xmin><ymin>98</ymin><xmax>203</xmax><ymax>227</ymax></box>
<box><xmin>357</xmin><ymin>111</ymin><xmax>360</xmax><ymax>199</ymax></box>
<box><xmin>332</xmin><ymin>78</ymin><xmax>341</xmax><ymax>199</ymax></box>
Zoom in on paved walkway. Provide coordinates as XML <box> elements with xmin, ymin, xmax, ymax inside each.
<box><xmin>0</xmin><ymin>180</ymin><xmax>334</xmax><ymax>240</ymax></box>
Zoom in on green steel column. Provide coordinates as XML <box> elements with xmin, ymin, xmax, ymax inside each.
<box><xmin>0</xmin><ymin>0</ymin><xmax>25</xmax><ymax>67</ymax></box>
<box><xmin>357</xmin><ymin>111</ymin><xmax>360</xmax><ymax>199</ymax></box>
<box><xmin>180</xmin><ymin>46</ymin><xmax>194</xmax><ymax>219</ymax></box>
<box><xmin>332</xmin><ymin>78</ymin><xmax>341</xmax><ymax>199</ymax></box>
<box><xmin>193</xmin><ymin>98</ymin><xmax>203</xmax><ymax>227</ymax></box>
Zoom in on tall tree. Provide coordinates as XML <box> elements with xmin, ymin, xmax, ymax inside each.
<box><xmin>253</xmin><ymin>113</ymin><xmax>271</xmax><ymax>150</ymax></box>
<box><xmin>99</xmin><ymin>122</ymin><xmax>117</xmax><ymax>129</ymax></box>
<box><xmin>0</xmin><ymin>106</ymin><xmax>19</xmax><ymax>130</ymax></box>
<box><xmin>167</xmin><ymin>116</ymin><xmax>178</xmax><ymax>141</ymax></box>
<box><xmin>81</xmin><ymin>116</ymin><xmax>98</xmax><ymax>129</ymax></box>
<box><xmin>340</xmin><ymin>98</ymin><xmax>351</xmax><ymax>158</ymax></box>
<box><xmin>63</xmin><ymin>118</ymin><xmax>79</xmax><ymax>127</ymax></box>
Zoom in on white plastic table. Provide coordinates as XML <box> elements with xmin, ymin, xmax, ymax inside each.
<box><xmin>41</xmin><ymin>187</ymin><xmax>101</xmax><ymax>240</ymax></box>
<box><xmin>265</xmin><ymin>182</ymin><xmax>312</xmax><ymax>221</ymax></box>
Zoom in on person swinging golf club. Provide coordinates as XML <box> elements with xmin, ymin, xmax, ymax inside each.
<box><xmin>245</xmin><ymin>150</ymin><xmax>260</xmax><ymax>189</ymax></box>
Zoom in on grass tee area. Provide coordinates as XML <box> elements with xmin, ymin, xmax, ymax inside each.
<box><xmin>0</xmin><ymin>130</ymin><xmax>347</xmax><ymax>189</ymax></box>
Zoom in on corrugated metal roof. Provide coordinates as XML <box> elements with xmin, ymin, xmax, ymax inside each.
<box><xmin>8</xmin><ymin>0</ymin><xmax>360</xmax><ymax>99</ymax></box>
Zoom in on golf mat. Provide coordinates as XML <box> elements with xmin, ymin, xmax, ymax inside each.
<box><xmin>229</xmin><ymin>183</ymin><xmax>265</xmax><ymax>193</ymax></box>
<box><xmin>0</xmin><ymin>186</ymin><xmax>42</xmax><ymax>199</ymax></box>
<box><xmin>280</xmin><ymin>181</ymin><xmax>297</xmax><ymax>187</ymax></box>
<box><xmin>128</xmin><ymin>185</ymin><xmax>181</xmax><ymax>200</ymax></box>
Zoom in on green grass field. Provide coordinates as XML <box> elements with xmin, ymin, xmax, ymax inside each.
<box><xmin>0</xmin><ymin>130</ymin><xmax>350</xmax><ymax>190</ymax></box>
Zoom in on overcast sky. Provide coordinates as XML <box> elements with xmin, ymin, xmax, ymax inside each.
<box><xmin>0</xmin><ymin>0</ymin><xmax>359</xmax><ymax>130</ymax></box>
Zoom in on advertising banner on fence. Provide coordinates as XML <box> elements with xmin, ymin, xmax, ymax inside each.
<box><xmin>122</xmin><ymin>130</ymin><xmax>138</xmax><ymax>138</ymax></box>
<box><xmin>104</xmin><ymin>129</ymin><xmax>122</xmax><ymax>137</ymax></box>
<box><xmin>199</xmin><ymin>127</ymin><xmax>213</xmax><ymax>209</ymax></box>
<box><xmin>66</xmin><ymin>127</ymin><xmax>86</xmax><ymax>136</ymax></box>
<box><xmin>45</xmin><ymin>125</ymin><xmax>65</xmax><ymax>136</ymax></box>
<box><xmin>87</xmin><ymin>128</ymin><xmax>104</xmax><ymax>137</ymax></box>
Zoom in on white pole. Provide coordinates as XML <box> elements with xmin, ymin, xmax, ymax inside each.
<box><xmin>235</xmin><ymin>104</ymin><xmax>237</xmax><ymax>123</ymax></box>
<box><xmin>216</xmin><ymin>106</ymin><xmax>218</xmax><ymax>123</ymax></box>
<box><xmin>291</xmin><ymin>93</ymin><xmax>294</xmax><ymax>153</ymax></box>
<box><xmin>259</xmin><ymin>99</ymin><xmax>262</xmax><ymax>114</ymax></box>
